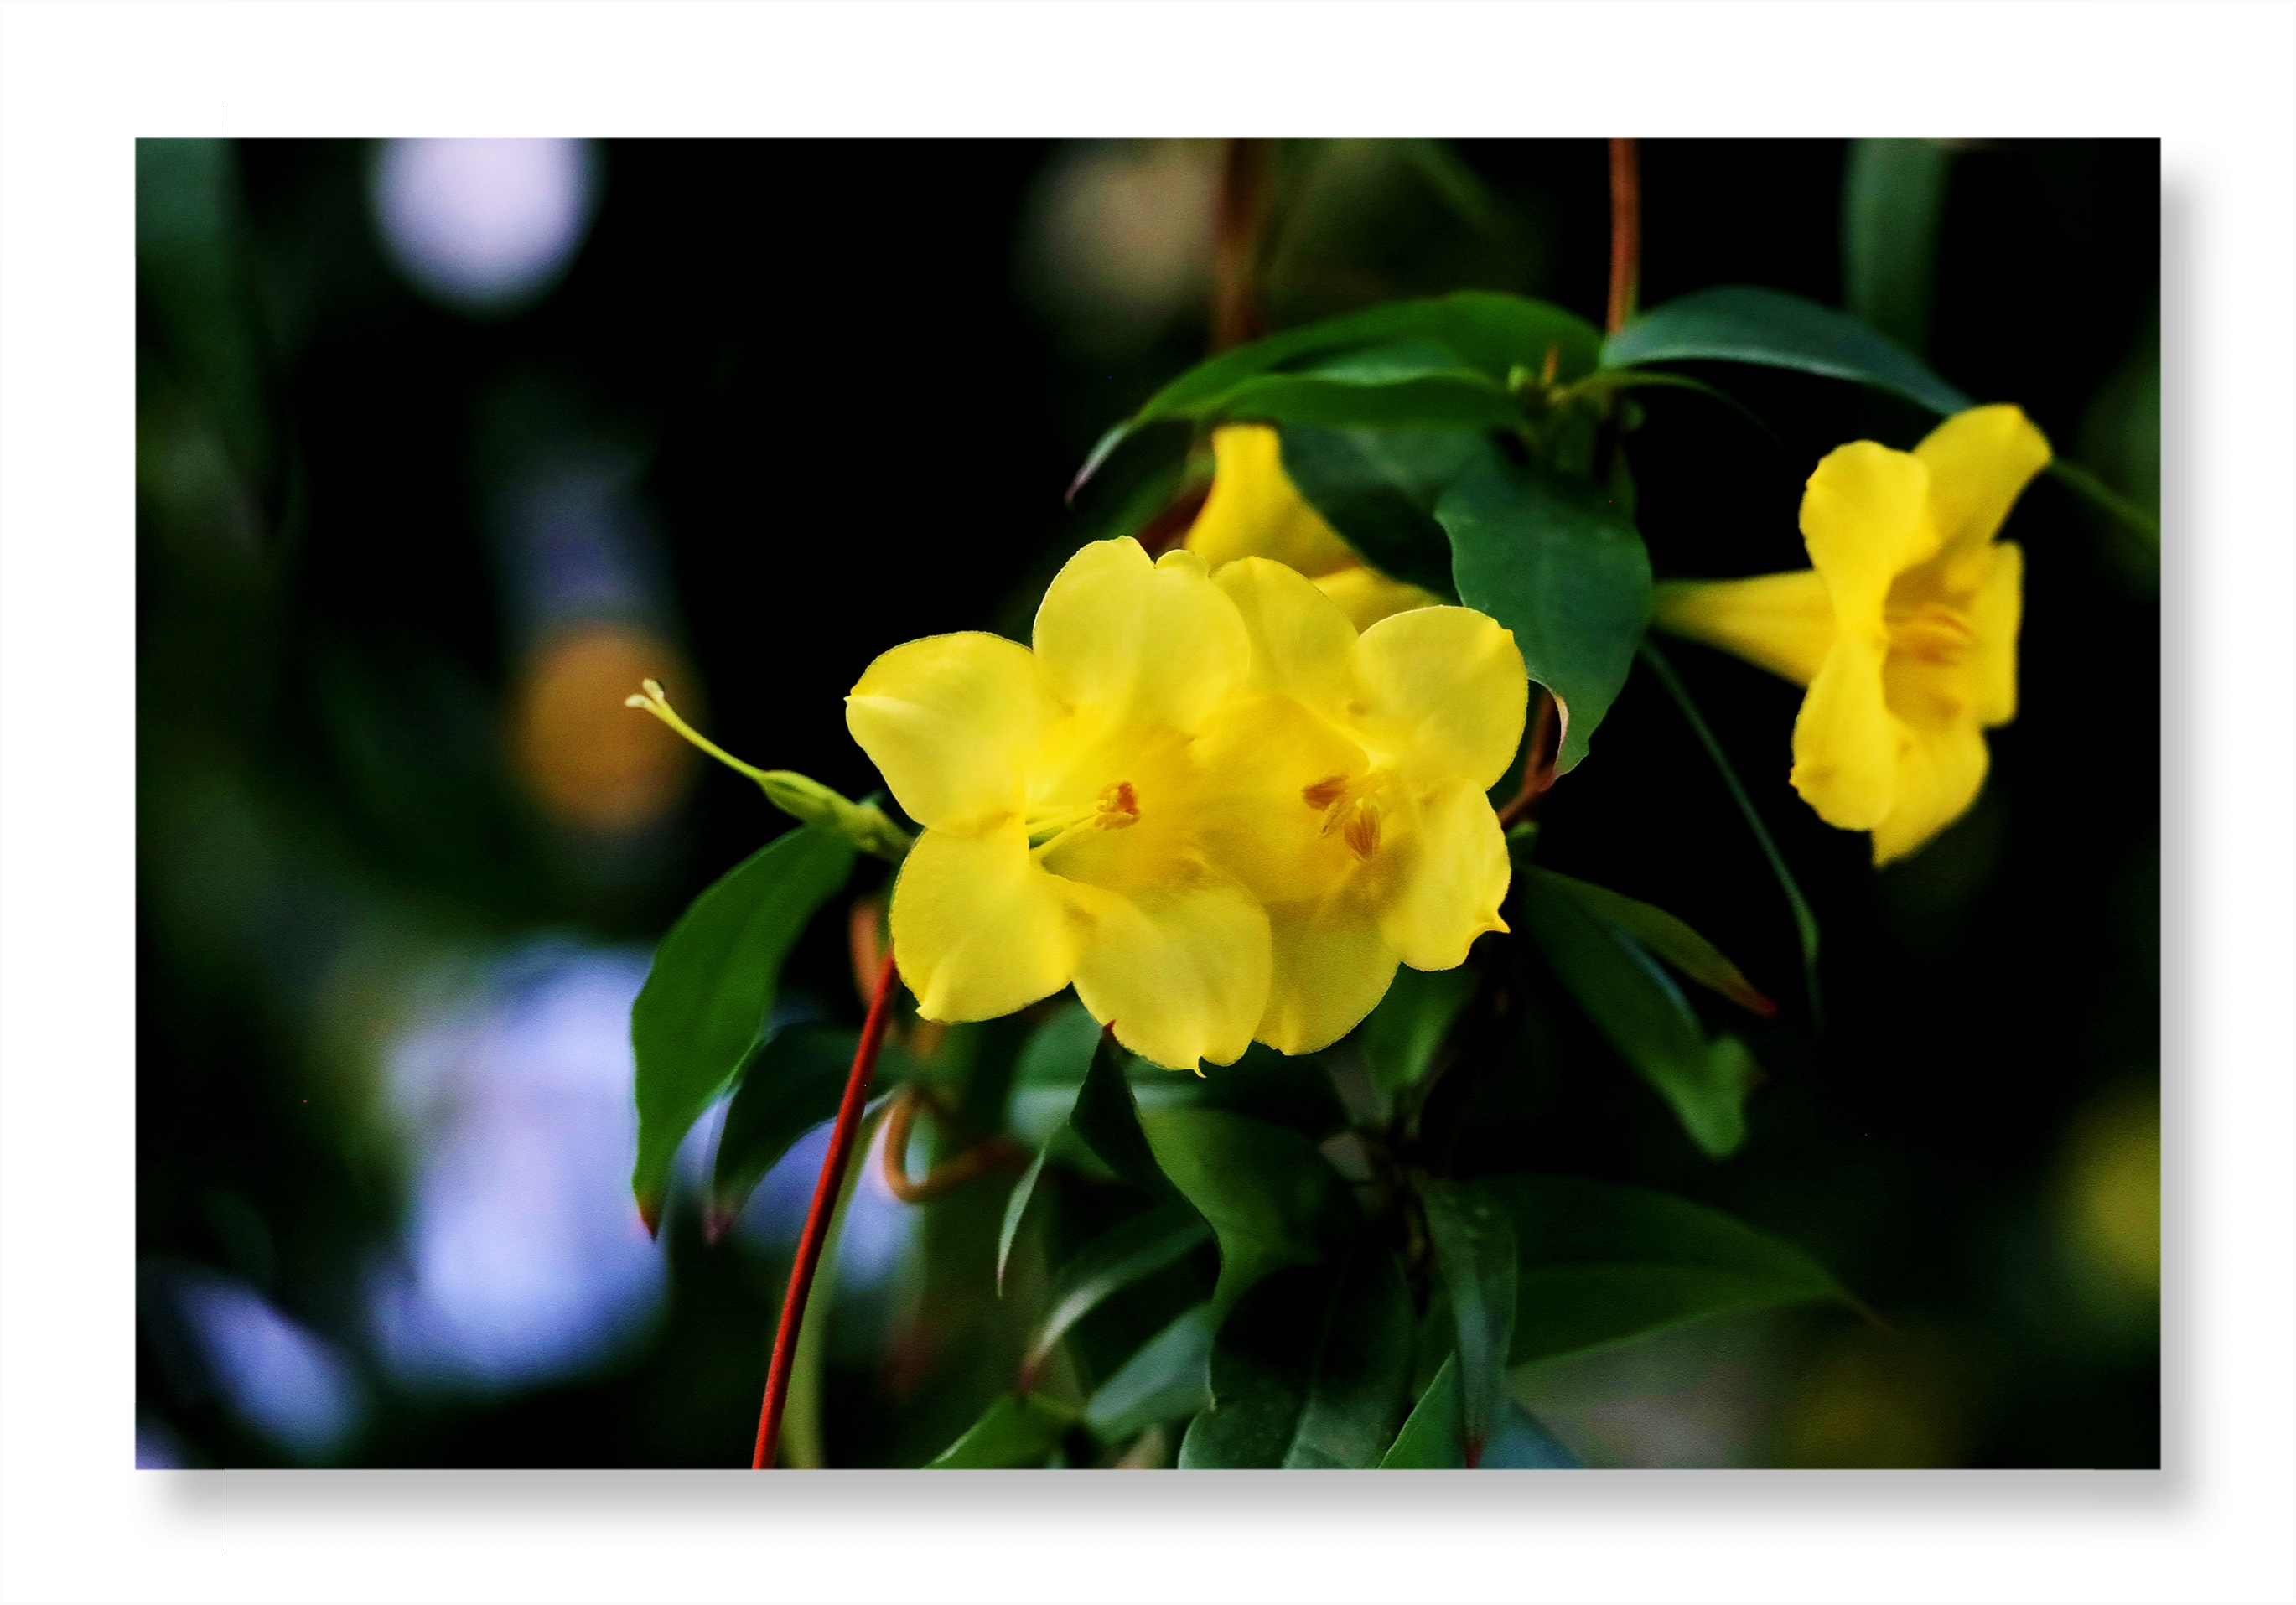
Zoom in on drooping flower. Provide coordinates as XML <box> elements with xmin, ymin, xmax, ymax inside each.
<box><xmin>845</xmin><ymin>538</ymin><xmax>1272</xmax><ymax>1071</ymax></box>
<box><xmin>1190</xmin><ymin>557</ymin><xmax>1527</xmax><ymax>1054</ymax></box>
<box><xmin>1184</xmin><ymin>423</ymin><xmax>1441</xmax><ymax>630</ymax></box>
<box><xmin>1651</xmin><ymin>405</ymin><xmax>2050</xmax><ymax>865</ymax></box>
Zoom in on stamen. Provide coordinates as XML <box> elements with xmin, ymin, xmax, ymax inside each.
<box><xmin>1342</xmin><ymin>801</ymin><xmax>1382</xmax><ymax>860</ymax></box>
<box><xmin>626</xmin><ymin>679</ymin><xmax>772</xmax><ymax>784</ymax></box>
<box><xmin>1301</xmin><ymin>775</ymin><xmax>1349</xmax><ymax>811</ymax></box>
<box><xmin>1029</xmin><ymin>780</ymin><xmax>1141</xmax><ymax>859</ymax></box>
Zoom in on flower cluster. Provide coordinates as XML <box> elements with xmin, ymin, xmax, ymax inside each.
<box><xmin>846</xmin><ymin>536</ymin><xmax>1527</xmax><ymax>1071</ymax></box>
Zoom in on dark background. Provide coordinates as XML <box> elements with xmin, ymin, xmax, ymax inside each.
<box><xmin>137</xmin><ymin>138</ymin><xmax>2159</xmax><ymax>1469</ymax></box>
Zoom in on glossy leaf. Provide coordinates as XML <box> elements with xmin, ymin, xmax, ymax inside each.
<box><xmin>1178</xmin><ymin>1241</ymin><xmax>1413</xmax><ymax>1469</ymax></box>
<box><xmin>1137</xmin><ymin>1106</ymin><xmax>1343</xmax><ymax>1311</ymax></box>
<box><xmin>1215</xmin><ymin>370</ymin><xmax>1520</xmax><ymax>432</ymax></box>
<box><xmin>1418</xmin><ymin>1180</ymin><xmax>1516</xmax><ymax>1464</ymax></box>
<box><xmin>995</xmin><ymin>1147</ymin><xmax>1050</xmax><ymax>1294</ymax></box>
<box><xmin>1601</xmin><ymin>284</ymin><xmax>1972</xmax><ymax>417</ymax></box>
<box><xmin>1843</xmin><ymin>138</ymin><xmax>1955</xmax><ymax>357</ymax></box>
<box><xmin>1085</xmin><ymin>1302</ymin><xmax>1217</xmax><ymax>1443</ymax></box>
<box><xmin>1380</xmin><ymin>1354</ymin><xmax>1580</xmax><ymax>1468</ymax></box>
<box><xmin>707</xmin><ymin>1023</ymin><xmax>855</xmax><ymax>1237</ymax></box>
<box><xmin>1278</xmin><ymin>425</ymin><xmax>1480</xmax><ymax>598</ymax></box>
<box><xmin>629</xmin><ymin>828</ymin><xmax>854</xmax><ymax>1229</ymax></box>
<box><xmin>1475</xmin><ymin>1175</ymin><xmax>1850</xmax><ymax>1365</ymax></box>
<box><xmin>1070</xmin><ymin>1033</ymin><xmax>1166</xmax><ymax>1193</ymax></box>
<box><xmin>1026</xmin><ymin>1199</ymin><xmax>1210</xmax><ymax>1370</ymax></box>
<box><xmin>1358</xmin><ymin>965</ymin><xmax>1480</xmax><ymax>1097</ymax></box>
<box><xmin>1438</xmin><ymin>448</ymin><xmax>1651</xmax><ymax>774</ymax></box>
<box><xmin>1519</xmin><ymin>866</ymin><xmax>1754</xmax><ymax>1158</ymax></box>
<box><xmin>1537</xmin><ymin>870</ymin><xmax>1775</xmax><ymax>1017</ymax></box>
<box><xmin>923</xmin><ymin>1393</ymin><xmax>1076</xmax><ymax>1469</ymax></box>
<box><xmin>1638</xmin><ymin>640</ymin><xmax>1822</xmax><ymax>1024</ymax></box>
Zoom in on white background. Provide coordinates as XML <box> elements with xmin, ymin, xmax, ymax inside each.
<box><xmin>3</xmin><ymin>3</ymin><xmax>2290</xmax><ymax>1602</ymax></box>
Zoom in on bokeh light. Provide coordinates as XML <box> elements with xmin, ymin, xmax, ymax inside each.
<box><xmin>372</xmin><ymin>138</ymin><xmax>599</xmax><ymax>313</ymax></box>
<box><xmin>509</xmin><ymin>624</ymin><xmax>699</xmax><ymax>832</ymax></box>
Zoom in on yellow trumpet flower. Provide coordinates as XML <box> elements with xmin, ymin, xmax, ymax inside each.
<box><xmin>1184</xmin><ymin>423</ymin><xmax>1441</xmax><ymax>631</ymax></box>
<box><xmin>846</xmin><ymin>538</ymin><xmax>1272</xmax><ymax>1072</ymax></box>
<box><xmin>1652</xmin><ymin>405</ymin><xmax>2050</xmax><ymax>866</ymax></box>
<box><xmin>1193</xmin><ymin>557</ymin><xmax>1526</xmax><ymax>1054</ymax></box>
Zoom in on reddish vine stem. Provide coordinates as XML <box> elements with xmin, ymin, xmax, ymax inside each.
<box><xmin>1496</xmin><ymin>688</ymin><xmax>1563</xmax><ymax>827</ymax></box>
<box><xmin>1212</xmin><ymin>138</ymin><xmax>1272</xmax><ymax>352</ymax></box>
<box><xmin>1607</xmin><ymin>137</ymin><xmax>1640</xmax><ymax>335</ymax></box>
<box><xmin>751</xmin><ymin>953</ymin><xmax>903</xmax><ymax>1469</ymax></box>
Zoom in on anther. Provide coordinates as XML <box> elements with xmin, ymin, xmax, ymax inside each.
<box><xmin>1301</xmin><ymin>775</ymin><xmax>1349</xmax><ymax>812</ymax></box>
<box><xmin>1342</xmin><ymin>801</ymin><xmax>1382</xmax><ymax>861</ymax></box>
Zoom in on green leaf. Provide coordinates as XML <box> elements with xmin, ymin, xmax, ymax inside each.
<box><xmin>1474</xmin><ymin>1175</ymin><xmax>1851</xmax><ymax>1365</ymax></box>
<box><xmin>1418</xmin><ymin>1180</ymin><xmax>1516</xmax><ymax>1465</ymax></box>
<box><xmin>1638</xmin><ymin>640</ymin><xmax>1822</xmax><ymax>1024</ymax></box>
<box><xmin>1536</xmin><ymin>870</ymin><xmax>1776</xmax><ymax>1017</ymax></box>
<box><xmin>1601</xmin><ymin>284</ymin><xmax>1972</xmax><ymax>417</ymax></box>
<box><xmin>1358</xmin><ymin>965</ymin><xmax>1480</xmax><ymax>1097</ymax></box>
<box><xmin>1178</xmin><ymin>1240</ymin><xmax>1414</xmax><ymax>1468</ymax></box>
<box><xmin>995</xmin><ymin>1147</ymin><xmax>1050</xmax><ymax>1294</ymax></box>
<box><xmin>707</xmin><ymin>1023</ymin><xmax>854</xmax><ymax>1239</ymax></box>
<box><xmin>1438</xmin><ymin>448</ymin><xmax>1652</xmax><ymax>774</ymax></box>
<box><xmin>1843</xmin><ymin>138</ymin><xmax>1956</xmax><ymax>357</ymax></box>
<box><xmin>1137</xmin><ymin>1106</ymin><xmax>1344</xmax><ymax>1311</ymax></box>
<box><xmin>1025</xmin><ymin>1199</ymin><xmax>1211</xmax><ymax>1371</ymax></box>
<box><xmin>1070</xmin><ymin>1032</ymin><xmax>1166</xmax><ymax>1194</ymax></box>
<box><xmin>1006</xmin><ymin>998</ymin><xmax>1105</xmax><ymax>1147</ymax></box>
<box><xmin>1277</xmin><ymin>425</ymin><xmax>1480</xmax><ymax>599</ymax></box>
<box><xmin>922</xmin><ymin>1393</ymin><xmax>1077</xmax><ymax>1469</ymax></box>
<box><xmin>1215</xmin><ymin>370</ymin><xmax>1521</xmax><ymax>433</ymax></box>
<box><xmin>629</xmin><ymin>828</ymin><xmax>855</xmax><ymax>1230</ymax></box>
<box><xmin>1084</xmin><ymin>1302</ymin><xmax>1217</xmax><ymax>1442</ymax></box>
<box><xmin>1379</xmin><ymin>1354</ymin><xmax>1580</xmax><ymax>1468</ymax></box>
<box><xmin>1519</xmin><ymin>865</ymin><xmax>1754</xmax><ymax>1158</ymax></box>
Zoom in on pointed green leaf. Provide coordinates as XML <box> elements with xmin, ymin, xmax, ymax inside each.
<box><xmin>1475</xmin><ymin>1175</ymin><xmax>1851</xmax><ymax>1365</ymax></box>
<box><xmin>923</xmin><ymin>1393</ymin><xmax>1076</xmax><ymax>1469</ymax></box>
<box><xmin>1070</xmin><ymin>1032</ymin><xmax>1167</xmax><ymax>1193</ymax></box>
<box><xmin>1537</xmin><ymin>870</ymin><xmax>1775</xmax><ymax>1017</ymax></box>
<box><xmin>1179</xmin><ymin>1240</ymin><xmax>1413</xmax><ymax>1469</ymax></box>
<box><xmin>1602</xmin><ymin>284</ymin><xmax>1972</xmax><ymax>417</ymax></box>
<box><xmin>1380</xmin><ymin>1353</ymin><xmax>1582</xmax><ymax>1468</ymax></box>
<box><xmin>1026</xmin><ymin>1199</ymin><xmax>1210</xmax><ymax>1370</ymax></box>
<box><xmin>995</xmin><ymin>1147</ymin><xmax>1050</xmax><ymax>1294</ymax></box>
<box><xmin>629</xmin><ymin>829</ymin><xmax>854</xmax><ymax>1229</ymax></box>
<box><xmin>1277</xmin><ymin>425</ymin><xmax>1480</xmax><ymax>599</ymax></box>
<box><xmin>1418</xmin><ymin>1180</ymin><xmax>1516</xmax><ymax>1464</ymax></box>
<box><xmin>1438</xmin><ymin>449</ymin><xmax>1651</xmax><ymax>774</ymax></box>
<box><xmin>1085</xmin><ymin>1302</ymin><xmax>1218</xmax><ymax>1443</ymax></box>
<box><xmin>1137</xmin><ymin>1106</ymin><xmax>1343</xmax><ymax>1311</ymax></box>
<box><xmin>1843</xmin><ymin>139</ymin><xmax>1955</xmax><ymax>357</ymax></box>
<box><xmin>1520</xmin><ymin>865</ymin><xmax>1754</xmax><ymax>1157</ymax></box>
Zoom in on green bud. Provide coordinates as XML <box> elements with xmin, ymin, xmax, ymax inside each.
<box><xmin>757</xmin><ymin>770</ymin><xmax>912</xmax><ymax>863</ymax></box>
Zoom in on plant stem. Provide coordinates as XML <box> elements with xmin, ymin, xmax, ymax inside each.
<box><xmin>1607</xmin><ymin>137</ymin><xmax>1640</xmax><ymax>335</ymax></box>
<box><xmin>1212</xmin><ymin>138</ymin><xmax>1272</xmax><ymax>351</ymax></box>
<box><xmin>752</xmin><ymin>953</ymin><xmax>903</xmax><ymax>1468</ymax></box>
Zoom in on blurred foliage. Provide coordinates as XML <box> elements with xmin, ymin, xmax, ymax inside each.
<box><xmin>138</xmin><ymin>138</ymin><xmax>2156</xmax><ymax>1470</ymax></box>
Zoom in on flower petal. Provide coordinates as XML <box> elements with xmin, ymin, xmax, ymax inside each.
<box><xmin>1033</xmin><ymin>537</ymin><xmax>1252</xmax><ymax>738</ymax></box>
<box><xmin>1965</xmin><ymin>540</ymin><xmax>2022</xmax><ymax>727</ymax></box>
<box><xmin>1258</xmin><ymin>890</ymin><xmax>1399</xmax><ymax>1055</ymax></box>
<box><xmin>1312</xmin><ymin>565</ymin><xmax>1442</xmax><ymax>631</ymax></box>
<box><xmin>1914</xmin><ymin>404</ymin><xmax>2052</xmax><ymax>559</ymax></box>
<box><xmin>1352</xmin><ymin>606</ymin><xmax>1529</xmax><ymax>791</ymax></box>
<box><xmin>889</xmin><ymin>824</ymin><xmax>1085</xmax><ymax>1023</ymax></box>
<box><xmin>1067</xmin><ymin>870</ymin><xmax>1272</xmax><ymax>1070</ymax></box>
<box><xmin>1371</xmin><ymin>778</ymin><xmax>1511</xmax><ymax>973</ymax></box>
<box><xmin>1801</xmin><ymin>440</ymin><xmax>1937</xmax><ymax>623</ymax></box>
<box><xmin>1869</xmin><ymin>717</ymin><xmax>1991</xmax><ymax>867</ymax></box>
<box><xmin>1212</xmin><ymin>555</ymin><xmax>1359</xmax><ymax>708</ymax></box>
<box><xmin>1190</xmin><ymin>692</ymin><xmax>1368</xmax><ymax>908</ymax></box>
<box><xmin>1790</xmin><ymin>631</ymin><xmax>1901</xmax><ymax>831</ymax></box>
<box><xmin>1651</xmin><ymin>570</ymin><xmax>1836</xmax><ymax>688</ymax></box>
<box><xmin>1185</xmin><ymin>424</ymin><xmax>1360</xmax><ymax>578</ymax></box>
<box><xmin>847</xmin><ymin>631</ymin><xmax>1050</xmax><ymax>833</ymax></box>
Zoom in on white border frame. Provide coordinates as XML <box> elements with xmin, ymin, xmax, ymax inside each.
<box><xmin>5</xmin><ymin>4</ymin><xmax>2290</xmax><ymax>1602</ymax></box>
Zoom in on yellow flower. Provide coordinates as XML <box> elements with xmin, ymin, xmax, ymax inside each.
<box><xmin>846</xmin><ymin>538</ymin><xmax>1272</xmax><ymax>1072</ymax></box>
<box><xmin>1651</xmin><ymin>405</ymin><xmax>2050</xmax><ymax>865</ymax></box>
<box><xmin>1184</xmin><ymin>423</ymin><xmax>1441</xmax><ymax>631</ymax></box>
<box><xmin>1190</xmin><ymin>557</ymin><xmax>1526</xmax><ymax>1054</ymax></box>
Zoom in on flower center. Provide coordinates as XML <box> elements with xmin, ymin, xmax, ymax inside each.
<box><xmin>1027</xmin><ymin>780</ymin><xmax>1140</xmax><ymax>859</ymax></box>
<box><xmin>1886</xmin><ymin>602</ymin><xmax>1977</xmax><ymax>666</ymax></box>
<box><xmin>1302</xmin><ymin>773</ymin><xmax>1384</xmax><ymax>861</ymax></box>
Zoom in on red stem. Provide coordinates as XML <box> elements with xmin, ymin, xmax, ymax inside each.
<box><xmin>1607</xmin><ymin>137</ymin><xmax>1640</xmax><ymax>335</ymax></box>
<box><xmin>751</xmin><ymin>953</ymin><xmax>902</xmax><ymax>1468</ymax></box>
